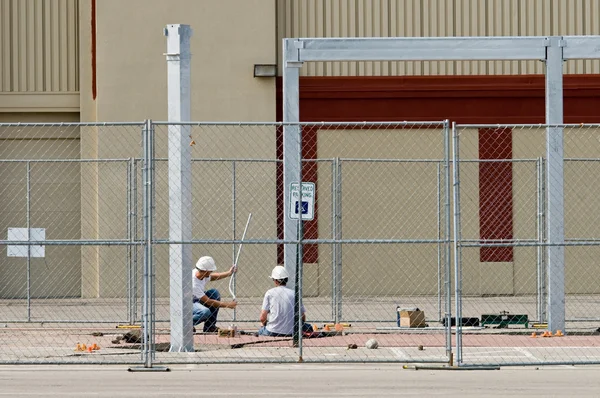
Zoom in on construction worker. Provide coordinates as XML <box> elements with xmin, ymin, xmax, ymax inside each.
<box><xmin>192</xmin><ymin>256</ymin><xmax>237</xmax><ymax>333</ymax></box>
<box><xmin>258</xmin><ymin>266</ymin><xmax>313</xmax><ymax>337</ymax></box>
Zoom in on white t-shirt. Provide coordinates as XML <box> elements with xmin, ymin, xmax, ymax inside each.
<box><xmin>192</xmin><ymin>270</ymin><xmax>209</xmax><ymax>299</ymax></box>
<box><xmin>262</xmin><ymin>285</ymin><xmax>305</xmax><ymax>335</ymax></box>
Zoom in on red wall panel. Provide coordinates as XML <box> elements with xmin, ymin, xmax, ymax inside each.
<box><xmin>276</xmin><ymin>75</ymin><xmax>600</xmax><ymax>264</ymax></box>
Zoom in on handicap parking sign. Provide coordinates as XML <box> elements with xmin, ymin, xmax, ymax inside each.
<box><xmin>289</xmin><ymin>182</ymin><xmax>315</xmax><ymax>220</ymax></box>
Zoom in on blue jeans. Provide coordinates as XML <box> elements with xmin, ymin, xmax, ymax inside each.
<box><xmin>192</xmin><ymin>288</ymin><xmax>220</xmax><ymax>332</ymax></box>
<box><xmin>258</xmin><ymin>323</ymin><xmax>314</xmax><ymax>337</ymax></box>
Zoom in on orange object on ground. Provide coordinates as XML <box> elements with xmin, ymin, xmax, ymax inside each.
<box><xmin>530</xmin><ymin>332</ymin><xmax>537</xmax><ymax>338</ymax></box>
<box><xmin>87</xmin><ymin>346</ymin><xmax>93</xmax><ymax>353</ymax></box>
<box><xmin>334</xmin><ymin>323</ymin><xmax>344</xmax><ymax>332</ymax></box>
<box><xmin>323</xmin><ymin>325</ymin><xmax>331</xmax><ymax>331</ymax></box>
<box><xmin>555</xmin><ymin>330</ymin><xmax>564</xmax><ymax>337</ymax></box>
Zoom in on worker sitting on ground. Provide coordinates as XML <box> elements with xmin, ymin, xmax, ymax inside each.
<box><xmin>258</xmin><ymin>266</ymin><xmax>313</xmax><ymax>337</ymax></box>
<box><xmin>193</xmin><ymin>256</ymin><xmax>237</xmax><ymax>333</ymax></box>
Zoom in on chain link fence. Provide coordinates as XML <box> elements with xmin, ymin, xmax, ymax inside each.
<box><xmin>145</xmin><ymin>121</ymin><xmax>452</xmax><ymax>364</ymax></box>
<box><xmin>453</xmin><ymin>123</ymin><xmax>600</xmax><ymax>367</ymax></box>
<box><xmin>4</xmin><ymin>120</ymin><xmax>599</xmax><ymax>366</ymax></box>
<box><xmin>0</xmin><ymin>122</ymin><xmax>146</xmax><ymax>364</ymax></box>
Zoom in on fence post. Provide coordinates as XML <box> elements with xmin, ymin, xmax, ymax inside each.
<box><xmin>26</xmin><ymin>161</ymin><xmax>31</xmax><ymax>322</ymax></box>
<box><xmin>332</xmin><ymin>157</ymin><xmax>342</xmax><ymax>323</ymax></box>
<box><xmin>445</xmin><ymin>121</ymin><xmax>454</xmax><ymax>364</ymax></box>
<box><xmin>129</xmin><ymin>120</ymin><xmax>168</xmax><ymax>372</ymax></box>
<box><xmin>451</xmin><ymin>121</ymin><xmax>462</xmax><ymax>365</ymax></box>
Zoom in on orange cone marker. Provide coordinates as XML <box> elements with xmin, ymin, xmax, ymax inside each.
<box><xmin>530</xmin><ymin>332</ymin><xmax>537</xmax><ymax>338</ymax></box>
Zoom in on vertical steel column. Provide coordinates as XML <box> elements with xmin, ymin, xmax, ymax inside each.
<box><xmin>451</xmin><ymin>122</ymin><xmax>462</xmax><ymax>365</ymax></box>
<box><xmin>445</xmin><ymin>121</ymin><xmax>454</xmax><ymax>363</ymax></box>
<box><xmin>165</xmin><ymin>24</ymin><xmax>194</xmax><ymax>352</ymax></box>
<box><xmin>545</xmin><ymin>37</ymin><xmax>565</xmax><ymax>334</ymax></box>
<box><xmin>283</xmin><ymin>39</ymin><xmax>303</xmax><ymax>290</ymax></box>
<box><xmin>26</xmin><ymin>161</ymin><xmax>31</xmax><ymax>322</ymax></box>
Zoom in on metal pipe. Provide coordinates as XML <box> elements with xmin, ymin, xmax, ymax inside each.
<box><xmin>454</xmin><ymin>123</ymin><xmax>600</xmax><ymax>128</ymax></box>
<box><xmin>232</xmin><ymin>160</ymin><xmax>237</xmax><ymax>320</ymax></box>
<box><xmin>141</xmin><ymin>120</ymin><xmax>152</xmax><ymax>367</ymax></box>
<box><xmin>26</xmin><ymin>161</ymin><xmax>31</xmax><ymax>322</ymax></box>
<box><xmin>149</xmin><ymin>120</ymin><xmax>156</xmax><ymax>362</ymax></box>
<box><xmin>0</xmin><ymin>158</ymin><xmax>134</xmax><ymax>163</ymax></box>
<box><xmin>437</xmin><ymin>162</ymin><xmax>442</xmax><ymax>322</ymax></box>
<box><xmin>133</xmin><ymin>159</ymin><xmax>139</xmax><ymax>323</ymax></box>
<box><xmin>536</xmin><ymin>158</ymin><xmax>544</xmax><ymax>322</ymax></box>
<box><xmin>331</xmin><ymin>158</ymin><xmax>336</xmax><ymax>321</ymax></box>
<box><xmin>127</xmin><ymin>158</ymin><xmax>133</xmax><ymax>325</ymax></box>
<box><xmin>152</xmin><ymin>121</ymin><xmax>448</xmax><ymax>127</ymax></box>
<box><xmin>451</xmin><ymin>122</ymin><xmax>463</xmax><ymax>364</ymax></box>
<box><xmin>444</xmin><ymin>121</ymin><xmax>453</xmax><ymax>361</ymax></box>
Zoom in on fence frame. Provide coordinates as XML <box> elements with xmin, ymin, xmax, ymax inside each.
<box><xmin>453</xmin><ymin>123</ymin><xmax>600</xmax><ymax>367</ymax></box>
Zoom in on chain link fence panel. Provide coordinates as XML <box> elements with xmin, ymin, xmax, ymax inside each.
<box><xmin>148</xmin><ymin>122</ymin><xmax>452</xmax><ymax>364</ymax></box>
<box><xmin>0</xmin><ymin>123</ymin><xmax>146</xmax><ymax>364</ymax></box>
<box><xmin>453</xmin><ymin>124</ymin><xmax>600</xmax><ymax>367</ymax></box>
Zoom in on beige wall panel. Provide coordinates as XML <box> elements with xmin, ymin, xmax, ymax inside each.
<box><xmin>145</xmin><ymin>125</ymin><xmax>277</xmax><ymax>298</ymax></box>
<box><xmin>582</xmin><ymin>0</ymin><xmax>600</xmax><ymax>73</ymax></box>
<box><xmin>356</xmin><ymin>0</ymin><xmax>390</xmax><ymax>76</ymax></box>
<box><xmin>0</xmin><ymin>138</ymin><xmax>81</xmax><ymax>299</ymax></box>
<box><xmin>421</xmin><ymin>0</ymin><xmax>455</xmax><ymax>75</ymax></box>
<box><xmin>0</xmin><ymin>0</ymin><xmax>78</xmax><ymax>94</ymax></box>
<box><xmin>458</xmin><ymin>126</ymin><xmax>600</xmax><ymax>296</ymax></box>
<box><xmin>90</xmin><ymin>0</ymin><xmax>275</xmax><ymax>122</ymax></box>
<box><xmin>390</xmin><ymin>0</ymin><xmax>422</xmax><ymax>76</ymax></box>
<box><xmin>279</xmin><ymin>0</ymin><xmax>600</xmax><ymax>76</ymax></box>
<box><xmin>317</xmin><ymin>128</ymin><xmax>444</xmax><ymax>295</ymax></box>
<box><xmin>0</xmin><ymin>112</ymin><xmax>79</xmax><ymax>123</ymax></box>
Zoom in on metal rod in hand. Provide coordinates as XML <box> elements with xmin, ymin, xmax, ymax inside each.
<box><xmin>229</xmin><ymin>213</ymin><xmax>252</xmax><ymax>300</ymax></box>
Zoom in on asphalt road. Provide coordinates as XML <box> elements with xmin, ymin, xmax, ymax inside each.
<box><xmin>1</xmin><ymin>363</ymin><xmax>599</xmax><ymax>397</ymax></box>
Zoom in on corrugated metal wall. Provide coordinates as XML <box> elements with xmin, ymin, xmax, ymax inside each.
<box><xmin>0</xmin><ymin>0</ymin><xmax>79</xmax><ymax>92</ymax></box>
<box><xmin>277</xmin><ymin>0</ymin><xmax>600</xmax><ymax>76</ymax></box>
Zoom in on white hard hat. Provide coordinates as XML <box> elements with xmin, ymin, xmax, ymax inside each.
<box><xmin>270</xmin><ymin>266</ymin><xmax>289</xmax><ymax>280</ymax></box>
<box><xmin>195</xmin><ymin>256</ymin><xmax>217</xmax><ymax>271</ymax></box>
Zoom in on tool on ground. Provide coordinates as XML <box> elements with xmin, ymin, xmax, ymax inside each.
<box><xmin>229</xmin><ymin>213</ymin><xmax>252</xmax><ymax>300</ymax></box>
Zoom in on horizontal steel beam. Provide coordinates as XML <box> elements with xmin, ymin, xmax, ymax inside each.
<box><xmin>288</xmin><ymin>37</ymin><xmax>548</xmax><ymax>62</ymax></box>
<box><xmin>563</xmin><ymin>36</ymin><xmax>600</xmax><ymax>59</ymax></box>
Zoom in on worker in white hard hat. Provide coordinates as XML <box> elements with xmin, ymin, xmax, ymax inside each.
<box><xmin>192</xmin><ymin>256</ymin><xmax>237</xmax><ymax>333</ymax></box>
<box><xmin>257</xmin><ymin>265</ymin><xmax>313</xmax><ymax>337</ymax></box>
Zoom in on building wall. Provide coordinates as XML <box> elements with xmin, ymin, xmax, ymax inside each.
<box><xmin>277</xmin><ymin>0</ymin><xmax>600</xmax><ymax>76</ymax></box>
<box><xmin>0</xmin><ymin>0</ymin><xmax>79</xmax><ymax>112</ymax></box>
<box><xmin>79</xmin><ymin>0</ymin><xmax>278</xmax><ymax>297</ymax></box>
